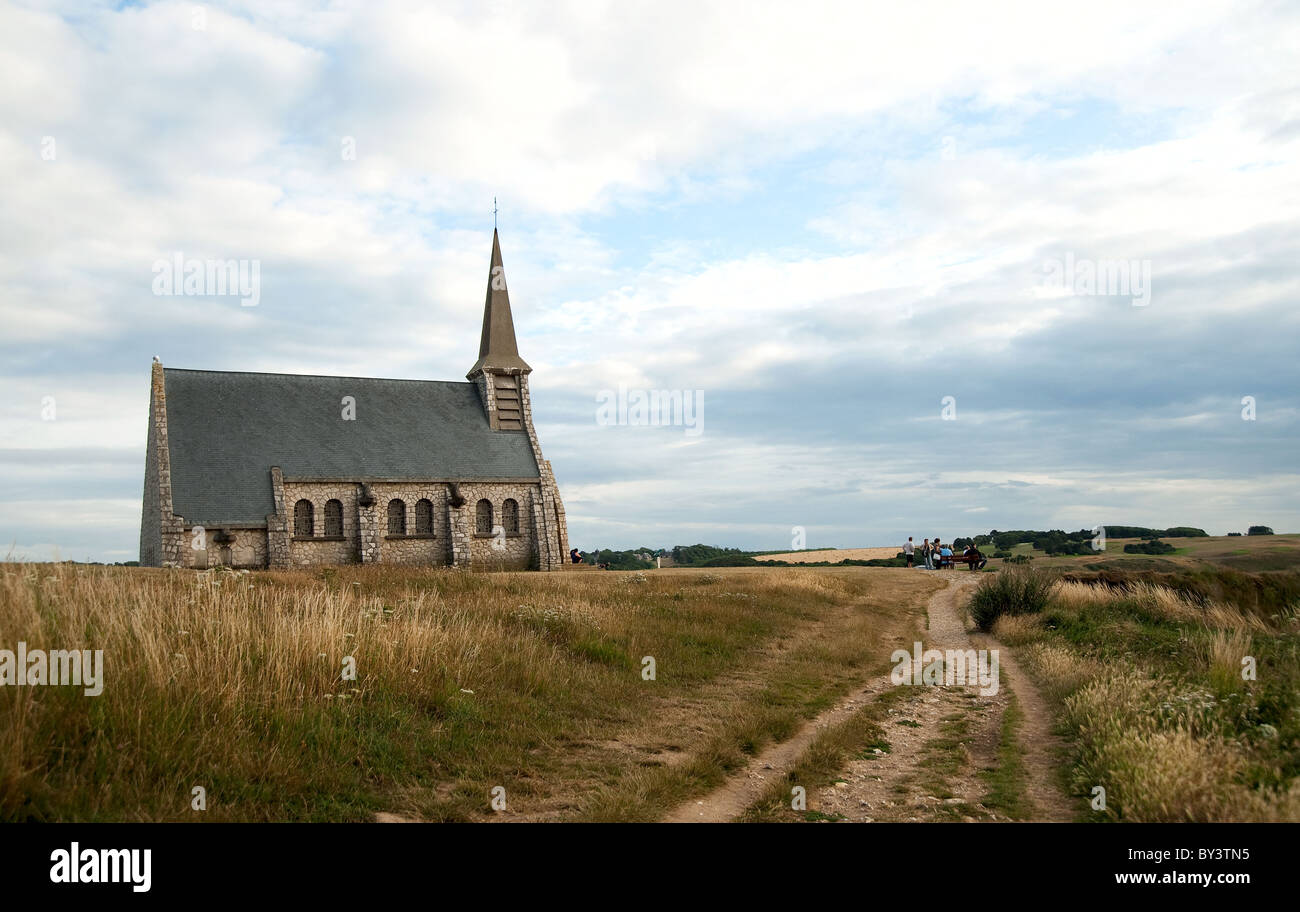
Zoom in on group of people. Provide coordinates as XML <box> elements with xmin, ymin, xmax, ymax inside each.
<box><xmin>902</xmin><ymin>537</ymin><xmax>987</xmax><ymax>571</ymax></box>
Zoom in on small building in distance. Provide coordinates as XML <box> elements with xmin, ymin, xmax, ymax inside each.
<box><xmin>138</xmin><ymin>230</ymin><xmax>568</xmax><ymax>570</ymax></box>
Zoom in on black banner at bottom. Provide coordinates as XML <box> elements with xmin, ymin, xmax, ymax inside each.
<box><xmin>0</xmin><ymin>822</ymin><xmax>1282</xmax><ymax>899</ymax></box>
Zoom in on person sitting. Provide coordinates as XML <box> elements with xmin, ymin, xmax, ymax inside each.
<box><xmin>570</xmin><ymin>548</ymin><xmax>583</xmax><ymax>564</ymax></box>
<box><xmin>952</xmin><ymin>543</ymin><xmax>986</xmax><ymax>571</ymax></box>
<box><xmin>939</xmin><ymin>543</ymin><xmax>953</xmax><ymax>568</ymax></box>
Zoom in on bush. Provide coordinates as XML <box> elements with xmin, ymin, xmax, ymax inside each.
<box><xmin>967</xmin><ymin>568</ymin><xmax>1054</xmax><ymax>631</ymax></box>
<box><xmin>1123</xmin><ymin>540</ymin><xmax>1176</xmax><ymax>555</ymax></box>
<box><xmin>992</xmin><ymin>551</ymin><xmax>1013</xmax><ymax>559</ymax></box>
<box><xmin>1248</xmin><ymin>526</ymin><xmax>1275</xmax><ymax>536</ymax></box>
<box><xmin>695</xmin><ymin>555</ymin><xmax>758</xmax><ymax>567</ymax></box>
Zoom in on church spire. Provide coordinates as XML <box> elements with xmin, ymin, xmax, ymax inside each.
<box><xmin>469</xmin><ymin>228</ymin><xmax>531</xmax><ymax>375</ymax></box>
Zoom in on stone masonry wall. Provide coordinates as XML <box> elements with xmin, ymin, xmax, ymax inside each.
<box><xmin>273</xmin><ymin>480</ymin><xmax>542</xmax><ymax>569</ymax></box>
<box><xmin>518</xmin><ymin>374</ymin><xmax>569</xmax><ymax>570</ymax></box>
<box><xmin>140</xmin><ymin>361</ymin><xmax>186</xmax><ymax>567</ymax></box>
<box><xmin>180</xmin><ymin>526</ymin><xmax>268</xmax><ymax>570</ymax></box>
<box><xmin>284</xmin><ymin>480</ymin><xmax>363</xmax><ymax>567</ymax></box>
<box><xmin>266</xmin><ymin>466</ymin><xmax>291</xmax><ymax>569</ymax></box>
<box><xmin>453</xmin><ymin>481</ymin><xmax>538</xmax><ymax>571</ymax></box>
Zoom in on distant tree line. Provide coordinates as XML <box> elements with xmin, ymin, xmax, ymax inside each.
<box><xmin>966</xmin><ymin>527</ymin><xmax>1208</xmax><ymax>557</ymax></box>
<box><xmin>671</xmin><ymin>544</ymin><xmax>747</xmax><ymax>565</ymax></box>
<box><xmin>580</xmin><ymin>524</ymin><xmax>1276</xmax><ymax>571</ymax></box>
<box><xmin>577</xmin><ymin>548</ymin><xmax>659</xmax><ymax>570</ymax></box>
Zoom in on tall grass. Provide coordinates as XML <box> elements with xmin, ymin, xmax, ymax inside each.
<box><xmin>1003</xmin><ymin>571</ymin><xmax>1300</xmax><ymax>821</ymax></box>
<box><xmin>0</xmin><ymin>563</ymin><xmax>932</xmax><ymax>821</ymax></box>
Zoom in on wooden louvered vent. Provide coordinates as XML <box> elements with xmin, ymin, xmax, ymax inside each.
<box><xmin>494</xmin><ymin>375</ymin><xmax>523</xmax><ymax>429</ymax></box>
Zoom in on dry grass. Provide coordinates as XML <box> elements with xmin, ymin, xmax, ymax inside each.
<box><xmin>1049</xmin><ymin>580</ymin><xmax>1120</xmax><ymax>611</ymax></box>
<box><xmin>0</xmin><ymin>562</ymin><xmax>938</xmax><ymax>822</ymax></box>
<box><xmin>989</xmin><ymin>612</ymin><xmax>1043</xmax><ymax>646</ymax></box>
<box><xmin>996</xmin><ymin>575</ymin><xmax>1300</xmax><ymax>822</ymax></box>
<box><xmin>1053</xmin><ymin>579</ymin><xmax>1271</xmax><ymax>631</ymax></box>
<box><xmin>1020</xmin><ymin>643</ymin><xmax>1103</xmax><ymax>704</ymax></box>
<box><xmin>1200</xmin><ymin>629</ymin><xmax>1254</xmax><ymax>696</ymax></box>
<box><xmin>1063</xmin><ymin>672</ymin><xmax>1300</xmax><ymax>821</ymax></box>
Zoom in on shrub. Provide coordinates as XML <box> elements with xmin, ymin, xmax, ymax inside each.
<box><xmin>696</xmin><ymin>555</ymin><xmax>758</xmax><ymax>567</ymax></box>
<box><xmin>1123</xmin><ymin>539</ymin><xmax>1176</xmax><ymax>555</ymax></box>
<box><xmin>967</xmin><ymin>568</ymin><xmax>1054</xmax><ymax>631</ymax></box>
<box><xmin>1248</xmin><ymin>526</ymin><xmax>1275</xmax><ymax>536</ymax></box>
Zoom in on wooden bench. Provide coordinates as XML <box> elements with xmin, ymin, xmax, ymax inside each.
<box><xmin>933</xmin><ymin>554</ymin><xmax>985</xmax><ymax>569</ymax></box>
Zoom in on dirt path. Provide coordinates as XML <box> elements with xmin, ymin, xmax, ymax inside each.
<box><xmin>665</xmin><ymin>574</ymin><xmax>1075</xmax><ymax>823</ymax></box>
<box><xmin>662</xmin><ymin>667</ymin><xmax>898</xmax><ymax>823</ymax></box>
<box><xmin>971</xmin><ymin>623</ymin><xmax>1073</xmax><ymax>822</ymax></box>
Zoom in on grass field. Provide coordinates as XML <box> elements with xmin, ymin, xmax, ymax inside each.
<box><xmin>0</xmin><ymin>562</ymin><xmax>942</xmax><ymax>822</ymax></box>
<box><xmin>6</xmin><ymin>536</ymin><xmax>1297</xmax><ymax>823</ymax></box>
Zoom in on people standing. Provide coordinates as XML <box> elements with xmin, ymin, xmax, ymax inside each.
<box><xmin>921</xmin><ymin>538</ymin><xmax>933</xmax><ymax>570</ymax></box>
<box><xmin>904</xmin><ymin>537</ymin><xmax>915</xmax><ymax>568</ymax></box>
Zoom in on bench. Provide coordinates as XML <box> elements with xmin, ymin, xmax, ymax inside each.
<box><xmin>937</xmin><ymin>555</ymin><xmax>986</xmax><ymax>570</ymax></box>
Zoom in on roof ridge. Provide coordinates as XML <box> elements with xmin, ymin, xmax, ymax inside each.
<box><xmin>163</xmin><ymin>367</ymin><xmax>473</xmax><ymax>385</ymax></box>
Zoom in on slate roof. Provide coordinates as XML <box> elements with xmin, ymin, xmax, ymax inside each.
<box><xmin>163</xmin><ymin>368</ymin><xmax>539</xmax><ymax>525</ymax></box>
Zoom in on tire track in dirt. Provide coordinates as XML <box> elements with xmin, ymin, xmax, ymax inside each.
<box><xmin>666</xmin><ymin>575</ymin><xmax>1075</xmax><ymax>823</ymax></box>
<box><xmin>970</xmin><ymin>624</ymin><xmax>1074</xmax><ymax>822</ymax></box>
<box><xmin>379</xmin><ymin>573</ymin><xmax>929</xmax><ymax>823</ymax></box>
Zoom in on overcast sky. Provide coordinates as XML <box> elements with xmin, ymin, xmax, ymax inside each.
<box><xmin>2</xmin><ymin>0</ymin><xmax>1297</xmax><ymax>561</ymax></box>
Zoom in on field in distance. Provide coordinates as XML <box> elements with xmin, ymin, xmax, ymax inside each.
<box><xmin>768</xmin><ymin>534</ymin><xmax>1300</xmax><ymax>574</ymax></box>
<box><xmin>763</xmin><ymin>546</ymin><xmax>902</xmax><ymax>563</ymax></box>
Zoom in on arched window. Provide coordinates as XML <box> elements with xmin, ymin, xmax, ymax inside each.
<box><xmin>415</xmin><ymin>498</ymin><xmax>434</xmax><ymax>535</ymax></box>
<box><xmin>324</xmin><ymin>499</ymin><xmax>343</xmax><ymax>537</ymax></box>
<box><xmin>387</xmin><ymin>499</ymin><xmax>406</xmax><ymax>535</ymax></box>
<box><xmin>502</xmin><ymin>498</ymin><xmax>519</xmax><ymax>534</ymax></box>
<box><xmin>294</xmin><ymin>499</ymin><xmax>314</xmax><ymax>537</ymax></box>
<box><xmin>475</xmin><ymin>499</ymin><xmax>493</xmax><ymax>536</ymax></box>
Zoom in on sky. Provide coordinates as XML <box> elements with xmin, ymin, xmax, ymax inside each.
<box><xmin>1</xmin><ymin>0</ymin><xmax>1297</xmax><ymax>562</ymax></box>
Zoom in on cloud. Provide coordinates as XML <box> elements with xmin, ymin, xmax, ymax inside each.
<box><xmin>0</xmin><ymin>0</ymin><xmax>1297</xmax><ymax>558</ymax></box>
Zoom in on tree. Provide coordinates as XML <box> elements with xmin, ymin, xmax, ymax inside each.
<box><xmin>1247</xmin><ymin>526</ymin><xmax>1275</xmax><ymax>536</ymax></box>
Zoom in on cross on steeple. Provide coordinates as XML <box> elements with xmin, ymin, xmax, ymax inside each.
<box><xmin>493</xmin><ymin>197</ymin><xmax>498</xmax><ymax>229</ymax></box>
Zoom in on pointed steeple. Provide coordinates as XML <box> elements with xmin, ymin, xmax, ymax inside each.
<box><xmin>469</xmin><ymin>229</ymin><xmax>531</xmax><ymax>375</ymax></box>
